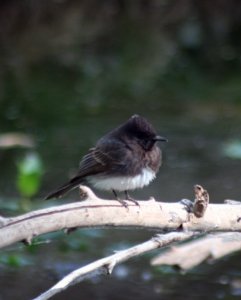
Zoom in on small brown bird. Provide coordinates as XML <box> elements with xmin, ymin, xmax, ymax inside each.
<box><xmin>45</xmin><ymin>115</ymin><xmax>167</xmax><ymax>206</ymax></box>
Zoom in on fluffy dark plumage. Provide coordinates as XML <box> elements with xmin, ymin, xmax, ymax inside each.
<box><xmin>45</xmin><ymin>115</ymin><xmax>167</xmax><ymax>200</ymax></box>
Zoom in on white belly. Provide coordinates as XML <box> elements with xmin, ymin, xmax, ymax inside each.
<box><xmin>87</xmin><ymin>167</ymin><xmax>156</xmax><ymax>191</ymax></box>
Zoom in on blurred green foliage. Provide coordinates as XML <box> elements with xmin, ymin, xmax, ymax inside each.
<box><xmin>17</xmin><ymin>152</ymin><xmax>43</xmax><ymax>198</ymax></box>
<box><xmin>0</xmin><ymin>253</ymin><xmax>31</xmax><ymax>268</ymax></box>
<box><xmin>0</xmin><ymin>0</ymin><xmax>241</xmax><ymax>134</ymax></box>
<box><xmin>16</xmin><ymin>152</ymin><xmax>43</xmax><ymax>210</ymax></box>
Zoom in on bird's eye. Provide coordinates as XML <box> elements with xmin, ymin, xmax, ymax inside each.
<box><xmin>139</xmin><ymin>138</ymin><xmax>154</xmax><ymax>150</ymax></box>
<box><xmin>136</xmin><ymin>132</ymin><xmax>149</xmax><ymax>140</ymax></box>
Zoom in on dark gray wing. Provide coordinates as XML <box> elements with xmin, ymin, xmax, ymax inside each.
<box><xmin>45</xmin><ymin>139</ymin><xmax>129</xmax><ymax>199</ymax></box>
<box><xmin>70</xmin><ymin>139</ymin><xmax>131</xmax><ymax>182</ymax></box>
<box><xmin>45</xmin><ymin>138</ymin><xmax>140</xmax><ymax>199</ymax></box>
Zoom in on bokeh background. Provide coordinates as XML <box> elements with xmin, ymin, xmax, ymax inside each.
<box><xmin>1</xmin><ymin>1</ymin><xmax>241</xmax><ymax>299</ymax></box>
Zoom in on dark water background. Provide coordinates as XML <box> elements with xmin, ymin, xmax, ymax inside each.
<box><xmin>1</xmin><ymin>1</ymin><xmax>241</xmax><ymax>299</ymax></box>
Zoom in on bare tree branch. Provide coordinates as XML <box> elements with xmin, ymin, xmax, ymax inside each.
<box><xmin>1</xmin><ymin>185</ymin><xmax>241</xmax><ymax>299</ymax></box>
<box><xmin>1</xmin><ymin>186</ymin><xmax>241</xmax><ymax>249</ymax></box>
<box><xmin>151</xmin><ymin>232</ymin><xmax>241</xmax><ymax>270</ymax></box>
<box><xmin>32</xmin><ymin>231</ymin><xmax>194</xmax><ymax>300</ymax></box>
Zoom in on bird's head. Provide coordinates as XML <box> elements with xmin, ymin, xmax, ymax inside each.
<box><xmin>124</xmin><ymin>115</ymin><xmax>168</xmax><ymax>151</ymax></box>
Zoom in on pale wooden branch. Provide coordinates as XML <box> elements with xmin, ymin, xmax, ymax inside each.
<box><xmin>151</xmin><ymin>232</ymin><xmax>241</xmax><ymax>270</ymax></box>
<box><xmin>33</xmin><ymin>231</ymin><xmax>194</xmax><ymax>300</ymax></box>
<box><xmin>1</xmin><ymin>185</ymin><xmax>241</xmax><ymax>249</ymax></box>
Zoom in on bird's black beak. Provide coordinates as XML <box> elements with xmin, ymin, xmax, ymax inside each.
<box><xmin>153</xmin><ymin>135</ymin><xmax>168</xmax><ymax>142</ymax></box>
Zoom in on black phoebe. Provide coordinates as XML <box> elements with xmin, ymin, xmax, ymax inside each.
<box><xmin>45</xmin><ymin>115</ymin><xmax>167</xmax><ymax>206</ymax></box>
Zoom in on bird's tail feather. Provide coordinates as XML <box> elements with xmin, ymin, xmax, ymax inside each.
<box><xmin>45</xmin><ymin>181</ymin><xmax>80</xmax><ymax>200</ymax></box>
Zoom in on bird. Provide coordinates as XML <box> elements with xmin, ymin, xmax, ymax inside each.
<box><xmin>45</xmin><ymin>115</ymin><xmax>167</xmax><ymax>206</ymax></box>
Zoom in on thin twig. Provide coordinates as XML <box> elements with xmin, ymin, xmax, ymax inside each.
<box><xmin>33</xmin><ymin>231</ymin><xmax>194</xmax><ymax>300</ymax></box>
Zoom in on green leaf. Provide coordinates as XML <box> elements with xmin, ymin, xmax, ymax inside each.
<box><xmin>6</xmin><ymin>255</ymin><xmax>21</xmax><ymax>267</ymax></box>
<box><xmin>16</xmin><ymin>153</ymin><xmax>43</xmax><ymax>198</ymax></box>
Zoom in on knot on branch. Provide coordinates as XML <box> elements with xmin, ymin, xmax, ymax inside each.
<box><xmin>193</xmin><ymin>185</ymin><xmax>209</xmax><ymax>218</ymax></box>
<box><xmin>78</xmin><ymin>185</ymin><xmax>99</xmax><ymax>201</ymax></box>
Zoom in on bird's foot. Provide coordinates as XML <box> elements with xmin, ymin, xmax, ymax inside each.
<box><xmin>112</xmin><ymin>189</ymin><xmax>129</xmax><ymax>208</ymax></box>
<box><xmin>124</xmin><ymin>191</ymin><xmax>140</xmax><ymax>207</ymax></box>
<box><xmin>180</xmin><ymin>199</ymin><xmax>194</xmax><ymax>213</ymax></box>
<box><xmin>117</xmin><ymin>198</ymin><xmax>129</xmax><ymax>208</ymax></box>
<box><xmin>112</xmin><ymin>190</ymin><xmax>139</xmax><ymax>208</ymax></box>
